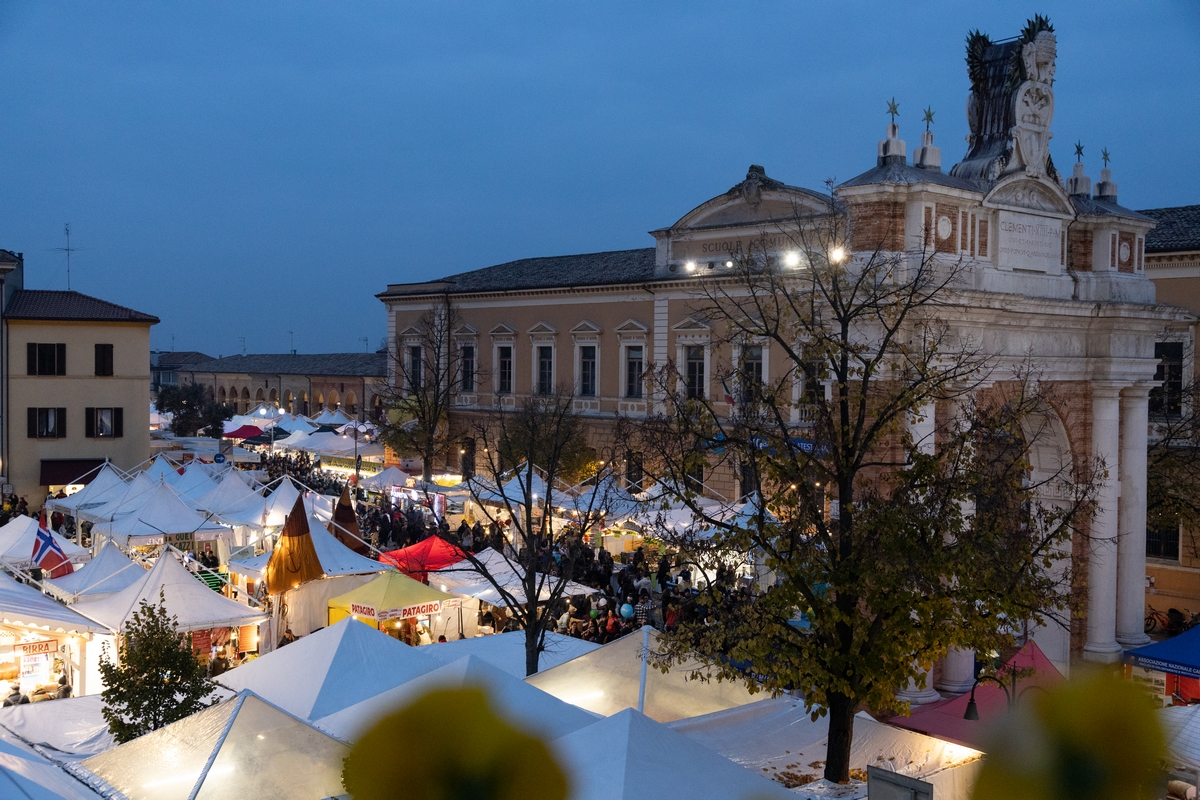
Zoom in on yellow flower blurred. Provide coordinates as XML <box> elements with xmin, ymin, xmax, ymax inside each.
<box><xmin>972</xmin><ymin>669</ymin><xmax>1166</xmax><ymax>800</ymax></box>
<box><xmin>343</xmin><ymin>686</ymin><xmax>570</xmax><ymax>800</ymax></box>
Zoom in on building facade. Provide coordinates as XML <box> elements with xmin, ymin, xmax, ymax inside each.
<box><xmin>179</xmin><ymin>353</ymin><xmax>387</xmax><ymax>420</ymax></box>
<box><xmin>380</xmin><ymin>26</ymin><xmax>1190</xmax><ymax>676</ymax></box>
<box><xmin>4</xmin><ymin>290</ymin><xmax>158</xmax><ymax>503</ymax></box>
<box><xmin>150</xmin><ymin>350</ymin><xmax>214</xmax><ymax>397</ymax></box>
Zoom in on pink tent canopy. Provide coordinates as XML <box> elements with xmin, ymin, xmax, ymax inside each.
<box><xmin>887</xmin><ymin>641</ymin><xmax>1065</xmax><ymax>750</ymax></box>
<box><xmin>223</xmin><ymin>425</ymin><xmax>263</xmax><ymax>440</ymax></box>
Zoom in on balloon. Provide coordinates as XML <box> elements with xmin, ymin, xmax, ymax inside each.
<box><xmin>589</xmin><ymin>609</ymin><xmax>599</xmax><ymax>618</ymax></box>
<box><xmin>620</xmin><ymin>603</ymin><xmax>634</xmax><ymax>619</ymax></box>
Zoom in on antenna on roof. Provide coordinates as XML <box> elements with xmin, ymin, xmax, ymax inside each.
<box><xmin>50</xmin><ymin>223</ymin><xmax>77</xmax><ymax>290</ymax></box>
<box><xmin>238</xmin><ymin>336</ymin><xmax>246</xmax><ymax>355</ymax></box>
<box><xmin>360</xmin><ymin>336</ymin><xmax>369</xmax><ymax>353</ymax></box>
<box><xmin>287</xmin><ymin>330</ymin><xmax>295</xmax><ymax>355</ymax></box>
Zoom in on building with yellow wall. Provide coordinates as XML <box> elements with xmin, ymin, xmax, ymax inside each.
<box><xmin>4</xmin><ymin>289</ymin><xmax>158</xmax><ymax>505</ymax></box>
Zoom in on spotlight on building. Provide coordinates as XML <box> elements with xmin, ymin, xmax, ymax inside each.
<box><xmin>685</xmin><ymin>261</ymin><xmax>696</xmax><ymax>272</ymax></box>
<box><xmin>829</xmin><ymin>246</ymin><xmax>846</xmax><ymax>264</ymax></box>
<box><xmin>784</xmin><ymin>251</ymin><xmax>801</xmax><ymax>268</ymax></box>
<box><xmin>724</xmin><ymin>260</ymin><xmax>734</xmax><ymax>268</ymax></box>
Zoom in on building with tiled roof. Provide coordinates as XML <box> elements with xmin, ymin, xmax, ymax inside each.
<box><xmin>1139</xmin><ymin>205</ymin><xmax>1200</xmax><ymax>318</ymax></box>
<box><xmin>179</xmin><ymin>352</ymin><xmax>387</xmax><ymax>419</ymax></box>
<box><xmin>2</xmin><ymin>282</ymin><xmax>157</xmax><ymax>504</ymax></box>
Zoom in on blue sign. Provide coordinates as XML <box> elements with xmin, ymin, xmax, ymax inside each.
<box><xmin>214</xmin><ymin>453</ymin><xmax>227</xmax><ymax>464</ymax></box>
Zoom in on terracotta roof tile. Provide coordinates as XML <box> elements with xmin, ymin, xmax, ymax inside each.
<box><xmin>5</xmin><ymin>290</ymin><xmax>158</xmax><ymax>323</ymax></box>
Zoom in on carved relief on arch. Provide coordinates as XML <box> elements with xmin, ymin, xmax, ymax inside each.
<box><xmin>984</xmin><ymin>174</ymin><xmax>1073</xmax><ymax>216</ymax></box>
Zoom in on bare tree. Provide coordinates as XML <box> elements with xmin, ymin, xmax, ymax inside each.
<box><xmin>632</xmin><ymin>201</ymin><xmax>1097</xmax><ymax>783</ymax></box>
<box><xmin>377</xmin><ymin>295</ymin><xmax>466</xmax><ymax>482</ymax></box>
<box><xmin>442</xmin><ymin>388</ymin><xmax>619</xmax><ymax>676</ymax></box>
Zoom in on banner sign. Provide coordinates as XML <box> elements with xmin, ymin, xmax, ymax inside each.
<box><xmin>397</xmin><ymin>601</ymin><xmax>442</xmax><ymax>619</ymax></box>
<box><xmin>15</xmin><ymin>639</ymin><xmax>57</xmax><ymax>657</ymax></box>
<box><xmin>350</xmin><ymin>603</ymin><xmax>377</xmax><ymax>619</ymax></box>
<box><xmin>442</xmin><ymin>598</ymin><xmax>461</xmax><ymax>610</ymax></box>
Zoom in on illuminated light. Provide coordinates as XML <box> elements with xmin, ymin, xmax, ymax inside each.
<box><xmin>440</xmin><ymin>585</ymin><xmax>447</xmax><ymax>592</ymax></box>
<box><xmin>790</xmin><ymin>484</ymin><xmax>798</xmax><ymax>490</ymax></box>
<box><xmin>724</xmin><ymin>260</ymin><xmax>733</xmax><ymax>268</ymax></box>
<box><xmin>784</xmin><ymin>251</ymin><xmax>801</xmax><ymax>268</ymax></box>
<box><xmin>257</xmin><ymin>734</ymin><xmax>265</xmax><ymax>740</ymax></box>
<box><xmin>830</xmin><ymin>246</ymin><xmax>846</xmax><ymax>263</ymax></box>
<box><xmin>684</xmin><ymin>261</ymin><xmax>696</xmax><ymax>272</ymax></box>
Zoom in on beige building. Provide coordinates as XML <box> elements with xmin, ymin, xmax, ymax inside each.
<box><xmin>179</xmin><ymin>353</ymin><xmax>386</xmax><ymax>421</ymax></box>
<box><xmin>4</xmin><ymin>289</ymin><xmax>157</xmax><ymax>503</ymax></box>
<box><xmin>380</xmin><ymin>25</ymin><xmax>1192</xmax><ymax>680</ymax></box>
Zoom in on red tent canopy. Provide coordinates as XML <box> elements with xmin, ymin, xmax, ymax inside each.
<box><xmin>223</xmin><ymin>425</ymin><xmax>263</xmax><ymax>440</ymax></box>
<box><xmin>887</xmin><ymin>641</ymin><xmax>1065</xmax><ymax>750</ymax></box>
<box><xmin>380</xmin><ymin>536</ymin><xmax>466</xmax><ymax>584</ymax></box>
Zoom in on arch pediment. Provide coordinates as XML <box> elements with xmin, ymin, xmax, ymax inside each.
<box><xmin>984</xmin><ymin>173</ymin><xmax>1074</xmax><ymax>217</ymax></box>
<box><xmin>668</xmin><ymin>166</ymin><xmax>832</xmax><ymax>232</ymax></box>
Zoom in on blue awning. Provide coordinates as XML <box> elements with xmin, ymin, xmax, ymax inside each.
<box><xmin>1125</xmin><ymin>627</ymin><xmax>1200</xmax><ymax>677</ymax></box>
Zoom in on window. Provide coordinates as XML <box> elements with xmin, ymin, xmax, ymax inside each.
<box><xmin>1147</xmin><ymin>521</ymin><xmax>1180</xmax><ymax>561</ymax></box>
<box><xmin>407</xmin><ymin>346</ymin><xmax>423</xmax><ymax>392</ymax></box>
<box><xmin>27</xmin><ymin>343</ymin><xmax>66</xmax><ymax>376</ymax></box>
<box><xmin>85</xmin><ymin>407</ymin><xmax>124</xmax><ymax>438</ymax></box>
<box><xmin>739</xmin><ymin>461</ymin><xmax>757</xmax><ymax>500</ymax></box>
<box><xmin>497</xmin><ymin>346</ymin><xmax>513</xmax><ymax>394</ymax></box>
<box><xmin>94</xmin><ymin>344</ymin><xmax>114</xmax><ymax>377</ymax></box>
<box><xmin>1150</xmin><ymin>342</ymin><xmax>1184</xmax><ymax>417</ymax></box>
<box><xmin>625</xmin><ymin>346</ymin><xmax>644</xmax><ymax>399</ymax></box>
<box><xmin>686</xmin><ymin>346</ymin><xmax>706</xmax><ymax>400</ymax></box>
<box><xmin>802</xmin><ymin>361</ymin><xmax>824</xmax><ymax>405</ymax></box>
<box><xmin>27</xmin><ymin>407</ymin><xmax>66</xmax><ymax>439</ymax></box>
<box><xmin>537</xmin><ymin>346</ymin><xmax>554</xmax><ymax>395</ymax></box>
<box><xmin>461</xmin><ymin>438</ymin><xmax>476</xmax><ymax>479</ymax></box>
<box><xmin>625</xmin><ymin>450</ymin><xmax>644</xmax><ymax>491</ymax></box>
<box><xmin>579</xmin><ymin>345</ymin><xmax>597</xmax><ymax>397</ymax></box>
<box><xmin>740</xmin><ymin>344</ymin><xmax>763</xmax><ymax>403</ymax></box>
<box><xmin>460</xmin><ymin>345</ymin><xmax>476</xmax><ymax>393</ymax></box>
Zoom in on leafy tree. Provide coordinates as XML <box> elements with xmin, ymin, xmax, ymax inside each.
<box><xmin>633</xmin><ymin>204</ymin><xmax>1097</xmax><ymax>783</ymax></box>
<box><xmin>377</xmin><ymin>296</ymin><xmax>466</xmax><ymax>482</ymax></box>
<box><xmin>98</xmin><ymin>591</ymin><xmax>216</xmax><ymax>743</ymax></box>
<box><xmin>157</xmin><ymin>382</ymin><xmax>232</xmax><ymax>438</ymax></box>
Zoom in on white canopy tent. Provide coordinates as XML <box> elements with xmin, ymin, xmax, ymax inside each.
<box><xmin>359</xmin><ymin>466</ymin><xmax>411</xmax><ymax>492</ymax></box>
<box><xmin>1159</xmin><ymin>704</ymin><xmax>1200</xmax><ymax>775</ymax></box>
<box><xmin>0</xmin><ymin>724</ymin><xmax>103</xmax><ymax>799</ymax></box>
<box><xmin>0</xmin><ymin>571</ymin><xmax>108</xmax><ymax>636</ymax></box>
<box><xmin>0</xmin><ymin>515</ymin><xmax>88</xmax><ymax>571</ymax></box>
<box><xmin>315</xmin><ymin>655</ymin><xmax>597</xmax><ymax>743</ymax></box>
<box><xmin>552</xmin><ymin>708</ymin><xmax>794</xmax><ymax>800</ymax></box>
<box><xmin>46</xmin><ymin>542</ymin><xmax>144</xmax><ymax>601</ymax></box>
<box><xmin>0</xmin><ymin>694</ymin><xmax>116</xmax><ymax>759</ymax></box>
<box><xmin>525</xmin><ymin>626</ymin><xmax>760</xmax><ymax>723</ymax></box>
<box><xmin>44</xmin><ymin>464</ymin><xmax>128</xmax><ymax>516</ymax></box>
<box><xmin>194</xmin><ymin>468</ymin><xmax>263</xmax><ymax>516</ymax></box>
<box><xmin>71</xmin><ymin>553</ymin><xmax>267</xmax><ymax>633</ymax></box>
<box><xmin>89</xmin><ymin>482</ymin><xmax>231</xmax><ymax>547</ymax></box>
<box><xmin>172</xmin><ymin>463</ymin><xmax>220</xmax><ymax>501</ymax></box>
<box><xmin>432</xmin><ymin>547</ymin><xmax>596</xmax><ymax>605</ymax></box>
<box><xmin>275</xmin><ymin>413</ymin><xmax>318</xmax><ymax>434</ymax></box>
<box><xmin>260</xmin><ymin>476</ymin><xmax>303</xmax><ymax>528</ymax></box>
<box><xmin>421</xmin><ymin>630</ymin><xmax>599</xmax><ymax>678</ymax></box>
<box><xmin>310</xmin><ymin>407</ymin><xmax>354</xmax><ymax>426</ymax></box>
<box><xmin>219</xmin><ymin>618</ymin><xmax>433</xmax><ymax>720</ymax></box>
<box><xmin>76</xmin><ymin>472</ymin><xmax>161</xmax><ymax>524</ymax></box>
<box><xmin>139</xmin><ymin>455</ymin><xmax>183</xmax><ymax>485</ymax></box>
<box><xmin>275</xmin><ymin>430</ymin><xmax>311</xmax><ymax>449</ymax></box>
<box><xmin>82</xmin><ymin>691</ymin><xmax>350</xmax><ymax>800</ymax></box>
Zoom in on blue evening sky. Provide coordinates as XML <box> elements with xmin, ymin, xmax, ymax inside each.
<box><xmin>0</xmin><ymin>2</ymin><xmax>1196</xmax><ymax>356</ymax></box>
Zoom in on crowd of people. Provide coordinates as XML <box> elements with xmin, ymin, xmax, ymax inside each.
<box><xmin>262</xmin><ymin>452</ymin><xmax>347</xmax><ymax>496</ymax></box>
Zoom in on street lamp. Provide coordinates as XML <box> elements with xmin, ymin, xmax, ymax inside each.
<box><xmin>963</xmin><ymin>670</ymin><xmax>1048</xmax><ymax>720</ymax></box>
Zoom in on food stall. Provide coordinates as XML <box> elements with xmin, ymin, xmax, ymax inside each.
<box><xmin>327</xmin><ymin>571</ymin><xmax>476</xmax><ymax>643</ymax></box>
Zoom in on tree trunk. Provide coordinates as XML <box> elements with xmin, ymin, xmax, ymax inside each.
<box><xmin>525</xmin><ymin>626</ymin><xmax>540</xmax><ymax>677</ymax></box>
<box><xmin>823</xmin><ymin>692</ymin><xmax>856</xmax><ymax>783</ymax></box>
<box><xmin>422</xmin><ymin>448</ymin><xmax>434</xmax><ymax>483</ymax></box>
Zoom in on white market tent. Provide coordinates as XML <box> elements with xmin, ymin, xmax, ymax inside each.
<box><xmin>359</xmin><ymin>466</ymin><xmax>411</xmax><ymax>492</ymax></box>
<box><xmin>315</xmin><ymin>655</ymin><xmax>597</xmax><ymax>743</ymax></box>
<box><xmin>0</xmin><ymin>571</ymin><xmax>107</xmax><ymax>636</ymax></box>
<box><xmin>77</xmin><ymin>472</ymin><xmax>161</xmax><ymax>524</ymax></box>
<box><xmin>172</xmin><ymin>463</ymin><xmax>219</xmax><ymax>502</ymax></box>
<box><xmin>0</xmin><ymin>694</ymin><xmax>116</xmax><ymax>759</ymax></box>
<box><xmin>669</xmin><ymin>700</ymin><xmax>983</xmax><ymax>798</ymax></box>
<box><xmin>82</xmin><ymin>690</ymin><xmax>350</xmax><ymax>800</ymax></box>
<box><xmin>45</xmin><ymin>464</ymin><xmax>128</xmax><ymax>516</ymax></box>
<box><xmin>0</xmin><ymin>724</ymin><xmax>103</xmax><ymax>799</ymax></box>
<box><xmin>311</xmin><ymin>407</ymin><xmax>354</xmax><ymax>426</ymax></box>
<box><xmin>432</xmin><ymin>547</ymin><xmax>595</xmax><ymax>604</ymax></box>
<box><xmin>219</xmin><ymin>618</ymin><xmax>434</xmax><ymax>720</ymax></box>
<box><xmin>1159</xmin><ymin>704</ymin><xmax>1200</xmax><ymax>774</ymax></box>
<box><xmin>275</xmin><ymin>413</ymin><xmax>318</xmax><ymax>434</ymax></box>
<box><xmin>46</xmin><ymin>542</ymin><xmax>144</xmax><ymax>601</ymax></box>
<box><xmin>0</xmin><ymin>515</ymin><xmax>89</xmax><ymax>571</ymax></box>
<box><xmin>553</xmin><ymin>708</ymin><xmax>794</xmax><ymax>800</ymax></box>
<box><xmin>422</xmin><ymin>630</ymin><xmax>599</xmax><ymax>678</ymax></box>
<box><xmin>194</xmin><ymin>469</ymin><xmax>263</xmax><ymax>517</ymax></box>
<box><xmin>261</xmin><ymin>476</ymin><xmax>303</xmax><ymax>528</ymax></box>
<box><xmin>524</xmin><ymin>626</ymin><xmax>760</xmax><ymax>723</ymax></box>
<box><xmin>71</xmin><ymin>553</ymin><xmax>267</xmax><ymax>633</ymax></box>
<box><xmin>89</xmin><ymin>482</ymin><xmax>231</xmax><ymax>547</ymax></box>
<box><xmin>139</xmin><ymin>454</ymin><xmax>183</xmax><ymax>485</ymax></box>
<box><xmin>275</xmin><ymin>429</ymin><xmax>310</xmax><ymax>449</ymax></box>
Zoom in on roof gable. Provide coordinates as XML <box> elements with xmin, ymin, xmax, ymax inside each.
<box><xmin>6</xmin><ymin>290</ymin><xmax>158</xmax><ymax>324</ymax></box>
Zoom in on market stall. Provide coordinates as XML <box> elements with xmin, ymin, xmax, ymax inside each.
<box><xmin>327</xmin><ymin>571</ymin><xmax>473</xmax><ymax>644</ymax></box>
<box><xmin>359</xmin><ymin>465</ymin><xmax>411</xmax><ymax>493</ymax></box>
<box><xmin>89</xmin><ymin>482</ymin><xmax>233</xmax><ymax>550</ymax></box>
<box><xmin>423</xmin><ymin>630</ymin><xmax>598</xmax><ymax>677</ymax></box>
<box><xmin>380</xmin><ymin>536</ymin><xmax>465</xmax><ymax>583</ymax></box>
<box><xmin>0</xmin><ymin>516</ymin><xmax>89</xmax><ymax>574</ymax></box>
<box><xmin>45</xmin><ymin>542</ymin><xmax>144</xmax><ymax>602</ymax></box>
<box><xmin>44</xmin><ymin>463</ymin><xmax>128</xmax><ymax>517</ymax></box>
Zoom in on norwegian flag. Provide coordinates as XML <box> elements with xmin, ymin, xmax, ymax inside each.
<box><xmin>31</xmin><ymin>527</ymin><xmax>73</xmax><ymax>579</ymax></box>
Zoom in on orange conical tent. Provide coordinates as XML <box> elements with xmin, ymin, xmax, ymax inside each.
<box><xmin>332</xmin><ymin>487</ymin><xmax>369</xmax><ymax>555</ymax></box>
<box><xmin>264</xmin><ymin>494</ymin><xmax>325</xmax><ymax>594</ymax></box>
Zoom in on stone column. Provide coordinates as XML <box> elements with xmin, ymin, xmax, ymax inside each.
<box><xmin>896</xmin><ymin>664</ymin><xmax>942</xmax><ymax>706</ymax></box>
<box><xmin>1084</xmin><ymin>382</ymin><xmax>1124</xmax><ymax>662</ymax></box>
<box><xmin>1116</xmin><ymin>385</ymin><xmax>1152</xmax><ymax>647</ymax></box>
<box><xmin>936</xmin><ymin>648</ymin><xmax>977</xmax><ymax>693</ymax></box>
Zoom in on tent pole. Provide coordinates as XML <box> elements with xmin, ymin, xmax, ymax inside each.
<box><xmin>637</xmin><ymin>626</ymin><xmax>649</xmax><ymax>714</ymax></box>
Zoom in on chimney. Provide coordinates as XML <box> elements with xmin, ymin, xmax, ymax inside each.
<box><xmin>877</xmin><ymin>122</ymin><xmax>906</xmax><ymax>166</ymax></box>
<box><xmin>1094</xmin><ymin>167</ymin><xmax>1118</xmax><ymax>203</ymax></box>
<box><xmin>912</xmin><ymin>129</ymin><xmax>941</xmax><ymax>171</ymax></box>
<box><xmin>1065</xmin><ymin>161</ymin><xmax>1092</xmax><ymax>196</ymax></box>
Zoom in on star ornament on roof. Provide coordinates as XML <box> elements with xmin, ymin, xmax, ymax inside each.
<box><xmin>922</xmin><ymin>106</ymin><xmax>935</xmax><ymax>131</ymax></box>
<box><xmin>1074</xmin><ymin>141</ymin><xmax>1084</xmax><ymax>162</ymax></box>
<box><xmin>1102</xmin><ymin>147</ymin><xmax>1111</xmax><ymax>168</ymax></box>
<box><xmin>886</xmin><ymin>97</ymin><xmax>900</xmax><ymax>123</ymax></box>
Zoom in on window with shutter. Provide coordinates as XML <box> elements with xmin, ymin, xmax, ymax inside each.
<box><xmin>114</xmin><ymin>407</ymin><xmax>124</xmax><ymax>438</ymax></box>
<box><xmin>57</xmin><ymin>407</ymin><xmax>66</xmax><ymax>437</ymax></box>
<box><xmin>28</xmin><ymin>343</ymin><xmax>67</xmax><ymax>375</ymax></box>
<box><xmin>85</xmin><ymin>407</ymin><xmax>96</xmax><ymax>438</ymax></box>
<box><xmin>27</xmin><ymin>408</ymin><xmax>36</xmax><ymax>438</ymax></box>
<box><xmin>26</xmin><ymin>343</ymin><xmax>35</xmax><ymax>376</ymax></box>
<box><xmin>56</xmin><ymin>344</ymin><xmax>66</xmax><ymax>375</ymax></box>
<box><xmin>95</xmin><ymin>344</ymin><xmax>114</xmax><ymax>377</ymax></box>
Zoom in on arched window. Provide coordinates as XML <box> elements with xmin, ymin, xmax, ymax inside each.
<box><xmin>240</xmin><ymin>387</ymin><xmax>250</xmax><ymax>414</ymax></box>
<box><xmin>268</xmin><ymin>388</ymin><xmax>278</xmax><ymax>406</ymax></box>
<box><xmin>345</xmin><ymin>391</ymin><xmax>358</xmax><ymax>415</ymax></box>
<box><xmin>217</xmin><ymin>387</ymin><xmax>227</xmax><ymax>405</ymax></box>
<box><xmin>283</xmin><ymin>390</ymin><xmax>293</xmax><ymax>413</ymax></box>
<box><xmin>327</xmin><ymin>389</ymin><xmax>339</xmax><ymax>411</ymax></box>
<box><xmin>300</xmin><ymin>391</ymin><xmax>309</xmax><ymax>416</ymax></box>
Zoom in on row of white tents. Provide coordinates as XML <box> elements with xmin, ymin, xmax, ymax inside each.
<box><xmin>0</xmin><ymin>618</ymin><xmax>990</xmax><ymax>799</ymax></box>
